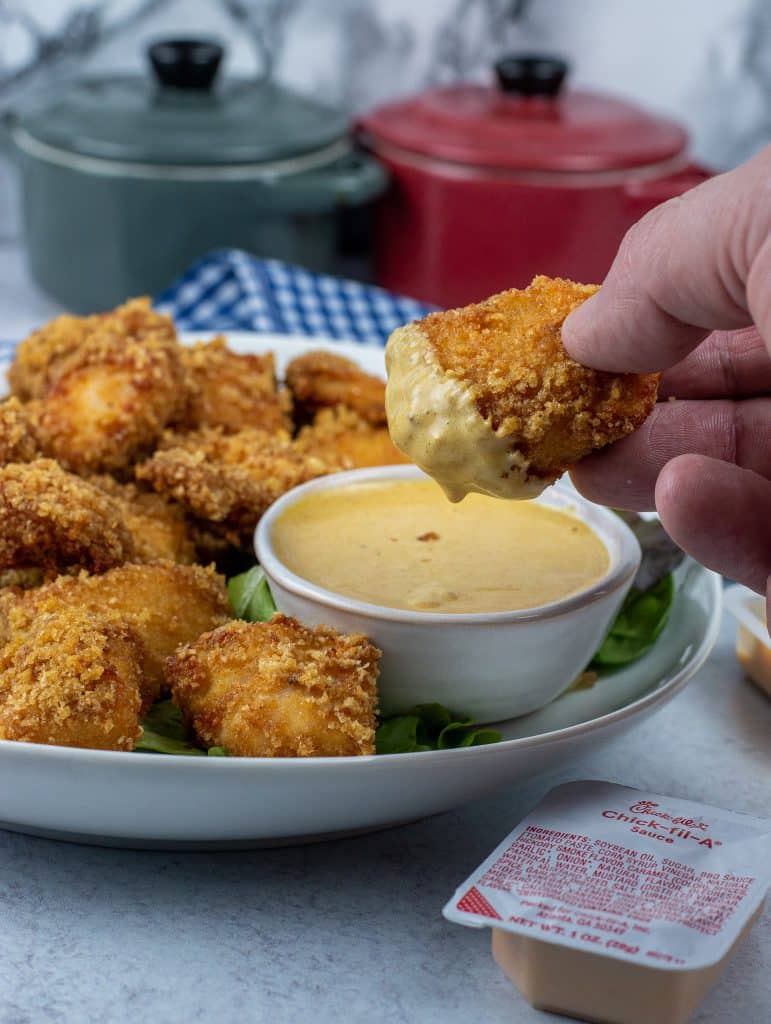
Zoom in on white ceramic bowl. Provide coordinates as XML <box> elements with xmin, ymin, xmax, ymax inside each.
<box><xmin>255</xmin><ymin>466</ymin><xmax>641</xmax><ymax>723</ymax></box>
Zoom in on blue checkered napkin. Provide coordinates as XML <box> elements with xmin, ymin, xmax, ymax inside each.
<box><xmin>154</xmin><ymin>250</ymin><xmax>435</xmax><ymax>345</ymax></box>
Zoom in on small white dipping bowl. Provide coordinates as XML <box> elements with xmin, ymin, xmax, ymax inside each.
<box><xmin>255</xmin><ymin>466</ymin><xmax>641</xmax><ymax>724</ymax></box>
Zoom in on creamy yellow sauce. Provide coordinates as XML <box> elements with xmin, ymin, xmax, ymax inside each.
<box><xmin>385</xmin><ymin>324</ymin><xmax>553</xmax><ymax>502</ymax></box>
<box><xmin>271</xmin><ymin>479</ymin><xmax>609</xmax><ymax>614</ymax></box>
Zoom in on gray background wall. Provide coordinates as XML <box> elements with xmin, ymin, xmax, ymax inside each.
<box><xmin>2</xmin><ymin>0</ymin><xmax>769</xmax><ymax>170</ymax></box>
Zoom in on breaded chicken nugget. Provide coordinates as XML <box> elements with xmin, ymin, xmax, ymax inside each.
<box><xmin>386</xmin><ymin>276</ymin><xmax>659</xmax><ymax>501</ymax></box>
<box><xmin>32</xmin><ymin>332</ymin><xmax>189</xmax><ymax>475</ymax></box>
<box><xmin>9</xmin><ymin>297</ymin><xmax>175</xmax><ymax>401</ymax></box>
<box><xmin>2</xmin><ymin>562</ymin><xmax>231</xmax><ymax>694</ymax></box>
<box><xmin>181</xmin><ymin>337</ymin><xmax>292</xmax><ymax>433</ymax></box>
<box><xmin>0</xmin><ymin>460</ymin><xmax>135</xmax><ymax>573</ymax></box>
<box><xmin>136</xmin><ymin>427</ymin><xmax>331</xmax><ymax>547</ymax></box>
<box><xmin>296</xmin><ymin>406</ymin><xmax>410</xmax><ymax>469</ymax></box>
<box><xmin>166</xmin><ymin>615</ymin><xmax>379</xmax><ymax>757</ymax></box>
<box><xmin>0</xmin><ymin>568</ymin><xmax>46</xmax><ymax>593</ymax></box>
<box><xmin>0</xmin><ymin>604</ymin><xmax>145</xmax><ymax>750</ymax></box>
<box><xmin>88</xmin><ymin>476</ymin><xmax>196</xmax><ymax>565</ymax></box>
<box><xmin>285</xmin><ymin>350</ymin><xmax>387</xmax><ymax>425</ymax></box>
<box><xmin>0</xmin><ymin>397</ymin><xmax>40</xmax><ymax>465</ymax></box>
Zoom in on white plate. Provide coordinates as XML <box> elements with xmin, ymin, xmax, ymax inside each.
<box><xmin>0</xmin><ymin>333</ymin><xmax>722</xmax><ymax>848</ymax></box>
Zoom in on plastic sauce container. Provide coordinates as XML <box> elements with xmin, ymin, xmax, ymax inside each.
<box><xmin>723</xmin><ymin>584</ymin><xmax>771</xmax><ymax>698</ymax></box>
<box><xmin>444</xmin><ymin>781</ymin><xmax>770</xmax><ymax>1024</ymax></box>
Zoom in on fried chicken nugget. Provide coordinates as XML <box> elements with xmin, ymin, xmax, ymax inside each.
<box><xmin>385</xmin><ymin>276</ymin><xmax>660</xmax><ymax>501</ymax></box>
<box><xmin>0</xmin><ymin>568</ymin><xmax>45</xmax><ymax>592</ymax></box>
<box><xmin>166</xmin><ymin>615</ymin><xmax>380</xmax><ymax>757</ymax></box>
<box><xmin>0</xmin><ymin>460</ymin><xmax>135</xmax><ymax>574</ymax></box>
<box><xmin>181</xmin><ymin>337</ymin><xmax>292</xmax><ymax>433</ymax></box>
<box><xmin>0</xmin><ymin>604</ymin><xmax>145</xmax><ymax>750</ymax></box>
<box><xmin>8</xmin><ymin>297</ymin><xmax>176</xmax><ymax>401</ymax></box>
<box><xmin>32</xmin><ymin>332</ymin><xmax>190</xmax><ymax>475</ymax></box>
<box><xmin>136</xmin><ymin>427</ymin><xmax>331</xmax><ymax>547</ymax></box>
<box><xmin>2</xmin><ymin>562</ymin><xmax>232</xmax><ymax>694</ymax></box>
<box><xmin>296</xmin><ymin>406</ymin><xmax>411</xmax><ymax>469</ymax></box>
<box><xmin>88</xmin><ymin>476</ymin><xmax>196</xmax><ymax>565</ymax></box>
<box><xmin>0</xmin><ymin>398</ymin><xmax>40</xmax><ymax>465</ymax></box>
<box><xmin>285</xmin><ymin>350</ymin><xmax>387</xmax><ymax>425</ymax></box>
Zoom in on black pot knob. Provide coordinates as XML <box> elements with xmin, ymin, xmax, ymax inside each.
<box><xmin>149</xmin><ymin>39</ymin><xmax>224</xmax><ymax>91</ymax></box>
<box><xmin>494</xmin><ymin>54</ymin><xmax>568</xmax><ymax>98</ymax></box>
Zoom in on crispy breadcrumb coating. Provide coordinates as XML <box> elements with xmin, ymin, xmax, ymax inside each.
<box><xmin>0</xmin><ymin>460</ymin><xmax>135</xmax><ymax>573</ymax></box>
<box><xmin>32</xmin><ymin>333</ymin><xmax>190</xmax><ymax>475</ymax></box>
<box><xmin>187</xmin><ymin>523</ymin><xmax>241</xmax><ymax>569</ymax></box>
<box><xmin>0</xmin><ymin>568</ymin><xmax>46</xmax><ymax>592</ymax></box>
<box><xmin>285</xmin><ymin>350</ymin><xmax>387</xmax><ymax>425</ymax></box>
<box><xmin>180</xmin><ymin>337</ymin><xmax>292</xmax><ymax>433</ymax></box>
<box><xmin>2</xmin><ymin>562</ymin><xmax>232</xmax><ymax>694</ymax></box>
<box><xmin>88</xmin><ymin>476</ymin><xmax>196</xmax><ymax>565</ymax></box>
<box><xmin>9</xmin><ymin>297</ymin><xmax>175</xmax><ymax>401</ymax></box>
<box><xmin>296</xmin><ymin>406</ymin><xmax>410</xmax><ymax>469</ymax></box>
<box><xmin>0</xmin><ymin>397</ymin><xmax>40</xmax><ymax>465</ymax></box>
<box><xmin>166</xmin><ymin>614</ymin><xmax>380</xmax><ymax>757</ymax></box>
<box><xmin>417</xmin><ymin>276</ymin><xmax>659</xmax><ymax>481</ymax></box>
<box><xmin>0</xmin><ymin>604</ymin><xmax>145</xmax><ymax>750</ymax></box>
<box><xmin>136</xmin><ymin>427</ymin><xmax>331</xmax><ymax>547</ymax></box>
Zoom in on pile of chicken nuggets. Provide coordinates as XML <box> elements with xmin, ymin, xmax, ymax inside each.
<box><xmin>0</xmin><ymin>299</ymin><xmax>395</xmax><ymax>756</ymax></box>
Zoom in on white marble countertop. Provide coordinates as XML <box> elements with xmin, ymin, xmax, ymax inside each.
<box><xmin>0</xmin><ymin>243</ymin><xmax>769</xmax><ymax>1024</ymax></box>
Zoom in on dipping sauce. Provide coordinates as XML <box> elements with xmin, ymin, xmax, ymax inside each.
<box><xmin>270</xmin><ymin>479</ymin><xmax>609</xmax><ymax>613</ymax></box>
<box><xmin>731</xmin><ymin>592</ymin><xmax>771</xmax><ymax>698</ymax></box>
<box><xmin>445</xmin><ymin>781</ymin><xmax>771</xmax><ymax>1024</ymax></box>
<box><xmin>385</xmin><ymin>322</ymin><xmax>547</xmax><ymax>503</ymax></box>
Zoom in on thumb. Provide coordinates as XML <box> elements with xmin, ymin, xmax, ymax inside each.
<box><xmin>562</xmin><ymin>145</ymin><xmax>771</xmax><ymax>373</ymax></box>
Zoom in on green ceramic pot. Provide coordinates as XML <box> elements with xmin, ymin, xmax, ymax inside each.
<box><xmin>10</xmin><ymin>39</ymin><xmax>388</xmax><ymax>311</ymax></box>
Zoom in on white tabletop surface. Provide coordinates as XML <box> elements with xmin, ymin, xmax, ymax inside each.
<box><xmin>0</xmin><ymin>243</ymin><xmax>769</xmax><ymax>1024</ymax></box>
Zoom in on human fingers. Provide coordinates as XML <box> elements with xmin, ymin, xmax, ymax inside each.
<box><xmin>655</xmin><ymin>454</ymin><xmax>771</xmax><ymax>594</ymax></box>
<box><xmin>562</xmin><ymin>145</ymin><xmax>771</xmax><ymax>372</ymax></box>
<box><xmin>569</xmin><ymin>397</ymin><xmax>771</xmax><ymax>510</ymax></box>
<box><xmin>659</xmin><ymin>327</ymin><xmax>771</xmax><ymax>400</ymax></box>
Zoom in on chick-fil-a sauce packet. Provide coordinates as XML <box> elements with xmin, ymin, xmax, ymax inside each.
<box><xmin>444</xmin><ymin>780</ymin><xmax>770</xmax><ymax>970</ymax></box>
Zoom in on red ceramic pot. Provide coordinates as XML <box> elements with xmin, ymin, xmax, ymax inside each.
<box><xmin>359</xmin><ymin>56</ymin><xmax>711</xmax><ymax>308</ymax></box>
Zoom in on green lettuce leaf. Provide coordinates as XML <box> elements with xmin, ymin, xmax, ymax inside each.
<box><xmin>592</xmin><ymin>574</ymin><xmax>675</xmax><ymax>668</ymax></box>
<box><xmin>227</xmin><ymin>566</ymin><xmax>277</xmax><ymax>623</ymax></box>
<box><xmin>134</xmin><ymin>700</ymin><xmax>205</xmax><ymax>756</ymax></box>
<box><xmin>134</xmin><ymin>701</ymin><xmax>227</xmax><ymax>756</ymax></box>
<box><xmin>135</xmin><ymin>729</ymin><xmax>205</xmax><ymax>756</ymax></box>
<box><xmin>375</xmin><ymin>715</ymin><xmax>433</xmax><ymax>754</ymax></box>
<box><xmin>376</xmin><ymin>702</ymin><xmax>501</xmax><ymax>755</ymax></box>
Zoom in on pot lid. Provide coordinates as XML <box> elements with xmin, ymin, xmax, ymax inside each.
<box><xmin>16</xmin><ymin>39</ymin><xmax>348</xmax><ymax>166</ymax></box>
<box><xmin>360</xmin><ymin>54</ymin><xmax>687</xmax><ymax>173</ymax></box>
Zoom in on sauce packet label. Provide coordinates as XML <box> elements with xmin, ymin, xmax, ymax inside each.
<box><xmin>443</xmin><ymin>780</ymin><xmax>771</xmax><ymax>971</ymax></box>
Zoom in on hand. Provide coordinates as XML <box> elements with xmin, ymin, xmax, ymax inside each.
<box><xmin>561</xmin><ymin>145</ymin><xmax>771</xmax><ymax>600</ymax></box>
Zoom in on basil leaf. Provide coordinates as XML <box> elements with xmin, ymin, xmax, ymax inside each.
<box><xmin>227</xmin><ymin>566</ymin><xmax>277</xmax><ymax>622</ymax></box>
<box><xmin>592</xmin><ymin>574</ymin><xmax>675</xmax><ymax>667</ymax></box>
<box><xmin>207</xmin><ymin>746</ymin><xmax>228</xmax><ymax>757</ymax></box>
